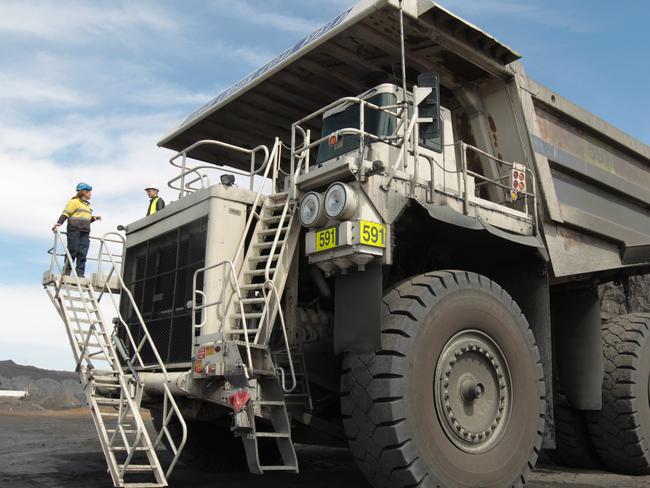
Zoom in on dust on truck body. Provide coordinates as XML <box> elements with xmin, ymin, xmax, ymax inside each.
<box><xmin>43</xmin><ymin>1</ymin><xmax>650</xmax><ymax>487</ymax></box>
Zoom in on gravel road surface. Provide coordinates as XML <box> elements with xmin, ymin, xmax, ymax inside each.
<box><xmin>1</xmin><ymin>407</ymin><xmax>649</xmax><ymax>488</ymax></box>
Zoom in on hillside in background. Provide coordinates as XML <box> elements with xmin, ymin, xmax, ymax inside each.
<box><xmin>0</xmin><ymin>360</ymin><xmax>81</xmax><ymax>410</ymax></box>
<box><xmin>0</xmin><ymin>360</ymin><xmax>76</xmax><ymax>382</ymax></box>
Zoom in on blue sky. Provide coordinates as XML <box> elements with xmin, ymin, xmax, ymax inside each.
<box><xmin>0</xmin><ymin>0</ymin><xmax>648</xmax><ymax>370</ymax></box>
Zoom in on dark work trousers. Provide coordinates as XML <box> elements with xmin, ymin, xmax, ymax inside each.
<box><xmin>65</xmin><ymin>229</ymin><xmax>91</xmax><ymax>277</ymax></box>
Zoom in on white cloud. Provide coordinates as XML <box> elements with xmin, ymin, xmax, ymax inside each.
<box><xmin>212</xmin><ymin>0</ymin><xmax>319</xmax><ymax>34</ymax></box>
<box><xmin>444</xmin><ymin>0</ymin><xmax>594</xmax><ymax>33</ymax></box>
<box><xmin>0</xmin><ymin>0</ymin><xmax>176</xmax><ymax>43</ymax></box>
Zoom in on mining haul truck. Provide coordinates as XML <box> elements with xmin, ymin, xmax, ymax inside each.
<box><xmin>43</xmin><ymin>1</ymin><xmax>650</xmax><ymax>487</ymax></box>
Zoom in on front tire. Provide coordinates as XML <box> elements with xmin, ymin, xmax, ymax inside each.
<box><xmin>340</xmin><ymin>271</ymin><xmax>545</xmax><ymax>488</ymax></box>
<box><xmin>586</xmin><ymin>313</ymin><xmax>650</xmax><ymax>474</ymax></box>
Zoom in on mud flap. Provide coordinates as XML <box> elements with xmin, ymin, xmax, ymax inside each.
<box><xmin>333</xmin><ymin>262</ymin><xmax>382</xmax><ymax>354</ymax></box>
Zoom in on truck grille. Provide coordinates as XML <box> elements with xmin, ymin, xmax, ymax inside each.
<box><xmin>120</xmin><ymin>217</ymin><xmax>207</xmax><ymax>366</ymax></box>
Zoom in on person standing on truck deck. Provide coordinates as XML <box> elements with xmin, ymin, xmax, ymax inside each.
<box><xmin>51</xmin><ymin>182</ymin><xmax>101</xmax><ymax>278</ymax></box>
<box><xmin>145</xmin><ymin>184</ymin><xmax>165</xmax><ymax>216</ymax></box>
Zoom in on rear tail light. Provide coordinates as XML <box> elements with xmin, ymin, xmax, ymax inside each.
<box><xmin>229</xmin><ymin>389</ymin><xmax>251</xmax><ymax>413</ymax></box>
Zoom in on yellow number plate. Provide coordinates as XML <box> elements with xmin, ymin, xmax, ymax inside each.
<box><xmin>315</xmin><ymin>227</ymin><xmax>338</xmax><ymax>252</ymax></box>
<box><xmin>360</xmin><ymin>221</ymin><xmax>386</xmax><ymax>248</ymax></box>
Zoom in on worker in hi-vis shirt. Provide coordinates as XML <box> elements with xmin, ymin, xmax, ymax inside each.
<box><xmin>145</xmin><ymin>184</ymin><xmax>165</xmax><ymax>216</ymax></box>
<box><xmin>52</xmin><ymin>182</ymin><xmax>101</xmax><ymax>277</ymax></box>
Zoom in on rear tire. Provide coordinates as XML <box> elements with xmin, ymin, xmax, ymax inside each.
<box><xmin>340</xmin><ymin>271</ymin><xmax>545</xmax><ymax>488</ymax></box>
<box><xmin>586</xmin><ymin>313</ymin><xmax>650</xmax><ymax>474</ymax></box>
<box><xmin>548</xmin><ymin>393</ymin><xmax>600</xmax><ymax>469</ymax></box>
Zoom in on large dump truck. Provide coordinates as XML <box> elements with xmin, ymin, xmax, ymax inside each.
<box><xmin>43</xmin><ymin>1</ymin><xmax>650</xmax><ymax>487</ymax></box>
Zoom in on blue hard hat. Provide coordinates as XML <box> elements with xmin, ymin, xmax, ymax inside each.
<box><xmin>76</xmin><ymin>182</ymin><xmax>92</xmax><ymax>191</ymax></box>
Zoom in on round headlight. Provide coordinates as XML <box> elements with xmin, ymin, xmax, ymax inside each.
<box><xmin>324</xmin><ymin>182</ymin><xmax>358</xmax><ymax>220</ymax></box>
<box><xmin>299</xmin><ymin>191</ymin><xmax>327</xmax><ymax>227</ymax></box>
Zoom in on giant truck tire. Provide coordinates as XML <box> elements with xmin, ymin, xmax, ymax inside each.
<box><xmin>586</xmin><ymin>313</ymin><xmax>650</xmax><ymax>475</ymax></box>
<box><xmin>340</xmin><ymin>271</ymin><xmax>545</xmax><ymax>488</ymax></box>
<box><xmin>151</xmin><ymin>410</ymin><xmax>247</xmax><ymax>471</ymax></box>
<box><xmin>548</xmin><ymin>393</ymin><xmax>600</xmax><ymax>469</ymax></box>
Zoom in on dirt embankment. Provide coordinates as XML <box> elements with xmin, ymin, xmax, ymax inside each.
<box><xmin>0</xmin><ymin>360</ymin><xmax>83</xmax><ymax>410</ymax></box>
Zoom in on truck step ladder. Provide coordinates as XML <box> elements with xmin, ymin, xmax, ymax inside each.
<box><xmin>240</xmin><ymin>376</ymin><xmax>299</xmax><ymax>474</ymax></box>
<box><xmin>225</xmin><ymin>191</ymin><xmax>300</xmax><ymax>351</ymax></box>
<box><xmin>223</xmin><ymin>190</ymin><xmax>301</xmax><ymax>473</ymax></box>
<box><xmin>44</xmin><ymin>232</ymin><xmax>187</xmax><ymax>488</ymax></box>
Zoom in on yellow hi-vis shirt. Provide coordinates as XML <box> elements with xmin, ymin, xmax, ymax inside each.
<box><xmin>147</xmin><ymin>196</ymin><xmax>165</xmax><ymax>216</ymax></box>
<box><xmin>57</xmin><ymin>197</ymin><xmax>94</xmax><ymax>232</ymax></box>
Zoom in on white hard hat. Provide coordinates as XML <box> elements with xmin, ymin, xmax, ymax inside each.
<box><xmin>145</xmin><ymin>184</ymin><xmax>159</xmax><ymax>191</ymax></box>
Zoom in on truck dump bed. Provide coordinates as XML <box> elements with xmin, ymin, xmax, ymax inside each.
<box><xmin>159</xmin><ymin>0</ymin><xmax>650</xmax><ymax>282</ymax></box>
<box><xmin>524</xmin><ymin>79</ymin><xmax>650</xmax><ymax>279</ymax></box>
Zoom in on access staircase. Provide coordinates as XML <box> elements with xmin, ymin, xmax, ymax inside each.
<box><xmin>222</xmin><ymin>189</ymin><xmax>301</xmax><ymax>474</ymax></box>
<box><xmin>43</xmin><ymin>231</ymin><xmax>187</xmax><ymax>488</ymax></box>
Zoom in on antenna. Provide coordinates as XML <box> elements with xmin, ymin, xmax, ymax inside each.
<box><xmin>399</xmin><ymin>0</ymin><xmax>409</xmax><ymax>170</ymax></box>
<box><xmin>398</xmin><ymin>0</ymin><xmax>408</xmax><ymax>102</ymax></box>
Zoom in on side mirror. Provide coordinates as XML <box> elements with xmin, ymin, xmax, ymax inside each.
<box><xmin>416</xmin><ymin>72</ymin><xmax>442</xmax><ymax>153</ymax></box>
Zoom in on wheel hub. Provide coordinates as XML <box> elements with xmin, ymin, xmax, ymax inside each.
<box><xmin>434</xmin><ymin>330</ymin><xmax>512</xmax><ymax>453</ymax></box>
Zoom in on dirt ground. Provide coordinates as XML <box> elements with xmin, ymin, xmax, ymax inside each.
<box><xmin>1</xmin><ymin>407</ymin><xmax>650</xmax><ymax>488</ymax></box>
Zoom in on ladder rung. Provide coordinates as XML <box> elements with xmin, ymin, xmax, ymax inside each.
<box><xmin>236</xmin><ymin>297</ymin><xmax>266</xmax><ymax>304</ymax></box>
<box><xmin>249</xmin><ymin>255</ymin><xmax>279</xmax><ymax>263</ymax></box>
<box><xmin>112</xmin><ymin>446</ymin><xmax>150</xmax><ymax>452</ymax></box>
<box><xmin>261</xmin><ymin>465</ymin><xmax>297</xmax><ymax>471</ymax></box>
<box><xmin>80</xmin><ymin>342</ymin><xmax>108</xmax><ymax>348</ymax></box>
<box><xmin>233</xmin><ymin>341</ymin><xmax>268</xmax><ymax>350</ymax></box>
<box><xmin>253</xmin><ymin>240</ymin><xmax>285</xmax><ymax>249</ymax></box>
<box><xmin>256</xmin><ymin>400</ymin><xmax>286</xmax><ymax>406</ymax></box>
<box><xmin>258</xmin><ymin>227</ymin><xmax>288</xmax><ymax>236</ymax></box>
<box><xmin>121</xmin><ymin>484</ymin><xmax>165</xmax><ymax>488</ymax></box>
<box><xmin>238</xmin><ymin>283</ymin><xmax>265</xmax><ymax>290</ymax></box>
<box><xmin>95</xmin><ymin>382</ymin><xmax>121</xmax><ymax>389</ymax></box>
<box><xmin>67</xmin><ymin>306</ymin><xmax>97</xmax><ymax>313</ymax></box>
<box><xmin>255</xmin><ymin>432</ymin><xmax>290</xmax><ymax>438</ymax></box>
<box><xmin>268</xmin><ymin>192</ymin><xmax>289</xmax><ymax>200</ymax></box>
<box><xmin>96</xmin><ymin>397</ymin><xmax>125</xmax><ymax>405</ymax></box>
<box><xmin>118</xmin><ymin>464</ymin><xmax>156</xmax><ymax>473</ymax></box>
<box><xmin>106</xmin><ymin>428</ymin><xmax>138</xmax><ymax>434</ymax></box>
<box><xmin>72</xmin><ymin>328</ymin><xmax>105</xmax><ymax>335</ymax></box>
<box><xmin>71</xmin><ymin>318</ymin><xmax>101</xmax><ymax>324</ymax></box>
<box><xmin>265</xmin><ymin>201</ymin><xmax>287</xmax><ymax>210</ymax></box>
<box><xmin>225</xmin><ymin>328</ymin><xmax>260</xmax><ymax>334</ymax></box>
<box><xmin>245</xmin><ymin>269</ymin><xmax>276</xmax><ymax>276</ymax></box>
<box><xmin>262</xmin><ymin>215</ymin><xmax>284</xmax><ymax>224</ymax></box>
<box><xmin>232</xmin><ymin>312</ymin><xmax>263</xmax><ymax>319</ymax></box>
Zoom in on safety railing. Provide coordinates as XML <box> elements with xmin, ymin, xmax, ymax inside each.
<box><xmin>291</xmin><ymin>96</ymin><xmax>404</xmax><ymax>196</ymax></box>
<box><xmin>191</xmin><ymin>259</ymin><xmax>255</xmax><ymax>373</ymax></box>
<box><xmin>167</xmin><ymin>139</ymin><xmax>270</xmax><ymax>198</ymax></box>
<box><xmin>95</xmin><ymin>232</ymin><xmax>187</xmax><ymax>478</ymax></box>
<box><xmin>290</xmin><ymin>89</ymin><xmax>538</xmax><ymax>231</ymax></box>
<box><xmin>46</xmin><ymin>229</ymin><xmax>122</xmax><ymax>372</ymax></box>
<box><xmin>44</xmin><ymin>230</ymin><xmax>165</xmax><ymax>481</ymax></box>
<box><xmin>459</xmin><ymin>142</ymin><xmax>537</xmax><ymax>220</ymax></box>
<box><xmin>261</xmin><ymin>280</ymin><xmax>296</xmax><ymax>392</ymax></box>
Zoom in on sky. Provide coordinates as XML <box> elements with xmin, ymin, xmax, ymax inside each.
<box><xmin>0</xmin><ymin>0</ymin><xmax>648</xmax><ymax>371</ymax></box>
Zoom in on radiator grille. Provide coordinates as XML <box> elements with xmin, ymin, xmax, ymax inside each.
<box><xmin>120</xmin><ymin>217</ymin><xmax>207</xmax><ymax>366</ymax></box>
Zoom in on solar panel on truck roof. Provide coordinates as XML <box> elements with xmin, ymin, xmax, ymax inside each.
<box><xmin>157</xmin><ymin>0</ymin><xmax>520</xmax><ymax>169</ymax></box>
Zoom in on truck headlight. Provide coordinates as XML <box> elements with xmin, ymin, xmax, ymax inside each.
<box><xmin>300</xmin><ymin>191</ymin><xmax>327</xmax><ymax>227</ymax></box>
<box><xmin>324</xmin><ymin>182</ymin><xmax>358</xmax><ymax>220</ymax></box>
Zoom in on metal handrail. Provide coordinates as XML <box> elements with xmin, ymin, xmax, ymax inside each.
<box><xmin>191</xmin><ymin>259</ymin><xmax>254</xmax><ymax>373</ymax></box>
<box><xmin>459</xmin><ymin>142</ymin><xmax>537</xmax><ymax>223</ymax></box>
<box><xmin>291</xmin><ymin>96</ymin><xmax>404</xmax><ymax>185</ymax></box>
<box><xmin>44</xmin><ymin>230</ymin><xmax>155</xmax><ymax>481</ymax></box>
<box><xmin>96</xmin><ymin>232</ymin><xmax>187</xmax><ymax>478</ymax></box>
<box><xmin>218</xmin><ymin>138</ymin><xmax>282</xmax><ymax>322</ymax></box>
<box><xmin>167</xmin><ymin>139</ymin><xmax>270</xmax><ymax>198</ymax></box>
<box><xmin>262</xmin><ymin>280</ymin><xmax>296</xmax><ymax>393</ymax></box>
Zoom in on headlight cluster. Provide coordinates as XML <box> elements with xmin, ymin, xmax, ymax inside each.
<box><xmin>299</xmin><ymin>182</ymin><xmax>358</xmax><ymax>227</ymax></box>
